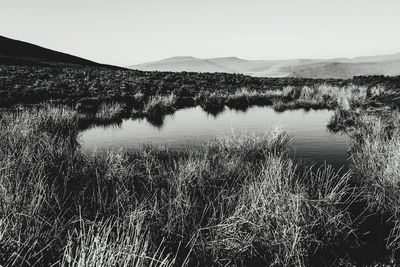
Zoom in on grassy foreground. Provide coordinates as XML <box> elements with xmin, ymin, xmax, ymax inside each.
<box><xmin>1</xmin><ymin>105</ymin><xmax>400</xmax><ymax>266</ymax></box>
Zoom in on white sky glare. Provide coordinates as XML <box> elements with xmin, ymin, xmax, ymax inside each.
<box><xmin>1</xmin><ymin>0</ymin><xmax>400</xmax><ymax>66</ymax></box>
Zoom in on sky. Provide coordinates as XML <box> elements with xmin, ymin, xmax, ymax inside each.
<box><xmin>1</xmin><ymin>0</ymin><xmax>400</xmax><ymax>66</ymax></box>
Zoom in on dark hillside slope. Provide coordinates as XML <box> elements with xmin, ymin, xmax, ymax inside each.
<box><xmin>0</xmin><ymin>35</ymin><xmax>121</xmax><ymax>68</ymax></box>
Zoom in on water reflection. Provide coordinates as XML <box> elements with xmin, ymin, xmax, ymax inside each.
<box><xmin>201</xmin><ymin>105</ymin><xmax>226</xmax><ymax>117</ymax></box>
<box><xmin>80</xmin><ymin>106</ymin><xmax>350</xmax><ymax>170</ymax></box>
<box><xmin>78</xmin><ymin>118</ymin><xmax>123</xmax><ymax>131</ymax></box>
<box><xmin>145</xmin><ymin>114</ymin><xmax>167</xmax><ymax>129</ymax></box>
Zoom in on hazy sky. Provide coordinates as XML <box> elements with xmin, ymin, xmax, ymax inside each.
<box><xmin>1</xmin><ymin>0</ymin><xmax>400</xmax><ymax>66</ymax></box>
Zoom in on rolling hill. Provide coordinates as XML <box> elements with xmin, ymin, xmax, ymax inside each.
<box><xmin>2</xmin><ymin>35</ymin><xmax>399</xmax><ymax>78</ymax></box>
<box><xmin>0</xmin><ymin>35</ymin><xmax>120</xmax><ymax>68</ymax></box>
<box><xmin>131</xmin><ymin>53</ymin><xmax>400</xmax><ymax>79</ymax></box>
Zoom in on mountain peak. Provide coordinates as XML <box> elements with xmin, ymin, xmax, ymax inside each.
<box><xmin>165</xmin><ymin>56</ymin><xmax>197</xmax><ymax>60</ymax></box>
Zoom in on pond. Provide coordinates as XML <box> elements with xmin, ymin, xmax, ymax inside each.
<box><xmin>80</xmin><ymin>106</ymin><xmax>350</xmax><ymax>170</ymax></box>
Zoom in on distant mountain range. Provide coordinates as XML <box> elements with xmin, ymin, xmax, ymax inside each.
<box><xmin>1</xmin><ymin>35</ymin><xmax>400</xmax><ymax>79</ymax></box>
<box><xmin>130</xmin><ymin>54</ymin><xmax>400</xmax><ymax>79</ymax></box>
<box><xmin>0</xmin><ymin>35</ymin><xmax>120</xmax><ymax>68</ymax></box>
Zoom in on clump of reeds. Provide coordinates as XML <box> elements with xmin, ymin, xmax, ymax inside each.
<box><xmin>95</xmin><ymin>102</ymin><xmax>126</xmax><ymax>121</ymax></box>
<box><xmin>198</xmin><ymin>92</ymin><xmax>226</xmax><ymax>116</ymax></box>
<box><xmin>272</xmin><ymin>84</ymin><xmax>369</xmax><ymax>112</ymax></box>
<box><xmin>347</xmin><ymin>114</ymin><xmax>400</xmax><ymax>259</ymax></box>
<box><xmin>225</xmin><ymin>88</ymin><xmax>275</xmax><ymax>110</ymax></box>
<box><xmin>0</xmin><ymin>106</ymin><xmax>79</xmax><ymax>266</ymax></box>
<box><xmin>209</xmin><ymin>127</ymin><xmax>292</xmax><ymax>159</ymax></box>
<box><xmin>327</xmin><ymin>108</ymin><xmax>360</xmax><ymax>132</ymax></box>
<box><xmin>199</xmin><ymin>157</ymin><xmax>353</xmax><ymax>266</ymax></box>
<box><xmin>350</xmin><ymin>115</ymin><xmax>400</xmax><ymax>209</ymax></box>
<box><xmin>75</xmin><ymin>102</ymin><xmax>126</xmax><ymax>131</ymax></box>
<box><xmin>143</xmin><ymin>94</ymin><xmax>177</xmax><ymax>118</ymax></box>
<box><xmin>62</xmin><ymin>209</ymin><xmax>175</xmax><ymax>267</ymax></box>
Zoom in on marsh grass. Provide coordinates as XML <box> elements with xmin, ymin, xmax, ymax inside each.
<box><xmin>194</xmin><ymin>84</ymin><xmax>370</xmax><ymax>115</ymax></box>
<box><xmin>344</xmin><ymin>113</ymin><xmax>400</xmax><ymax>262</ymax></box>
<box><xmin>3</xmin><ymin>104</ymin><xmax>400</xmax><ymax>265</ymax></box>
<box><xmin>0</xmin><ymin>106</ymin><xmax>364</xmax><ymax>266</ymax></box>
<box><xmin>273</xmin><ymin>84</ymin><xmax>368</xmax><ymax>112</ymax></box>
<box><xmin>201</xmin><ymin>159</ymin><xmax>353</xmax><ymax>266</ymax></box>
<box><xmin>0</xmin><ymin>106</ymin><xmax>79</xmax><ymax>266</ymax></box>
<box><xmin>327</xmin><ymin>108</ymin><xmax>360</xmax><ymax>133</ymax></box>
<box><xmin>72</xmin><ymin>84</ymin><xmax>373</xmax><ymax>127</ymax></box>
<box><xmin>62</xmin><ymin>210</ymin><xmax>176</xmax><ymax>267</ymax></box>
<box><xmin>198</xmin><ymin>92</ymin><xmax>226</xmax><ymax>115</ymax></box>
<box><xmin>225</xmin><ymin>88</ymin><xmax>275</xmax><ymax>110</ymax></box>
<box><xmin>350</xmin><ymin>115</ymin><xmax>400</xmax><ymax>213</ymax></box>
<box><xmin>95</xmin><ymin>102</ymin><xmax>126</xmax><ymax>121</ymax></box>
<box><xmin>142</xmin><ymin>94</ymin><xmax>177</xmax><ymax>119</ymax></box>
<box><xmin>74</xmin><ymin>102</ymin><xmax>127</xmax><ymax>131</ymax></box>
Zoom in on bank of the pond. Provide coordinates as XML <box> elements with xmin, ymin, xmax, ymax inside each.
<box><xmin>80</xmin><ymin>106</ymin><xmax>350</xmax><ymax>170</ymax></box>
<box><xmin>1</xmin><ymin>104</ymin><xmax>400</xmax><ymax>266</ymax></box>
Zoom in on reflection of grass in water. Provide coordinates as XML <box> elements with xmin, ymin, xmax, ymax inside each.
<box><xmin>76</xmin><ymin>102</ymin><xmax>127</xmax><ymax>131</ymax></box>
<box><xmin>202</xmin><ymin>105</ymin><xmax>225</xmax><ymax>118</ymax></box>
<box><xmin>78</xmin><ymin>118</ymin><xmax>123</xmax><ymax>131</ymax></box>
<box><xmin>199</xmin><ymin>93</ymin><xmax>225</xmax><ymax>117</ymax></box>
<box><xmin>145</xmin><ymin>113</ymin><xmax>167</xmax><ymax>128</ymax></box>
<box><xmin>327</xmin><ymin>109</ymin><xmax>358</xmax><ymax>133</ymax></box>
<box><xmin>225</xmin><ymin>88</ymin><xmax>275</xmax><ymax>109</ymax></box>
<box><xmin>191</xmin><ymin>84</ymin><xmax>372</xmax><ymax>115</ymax></box>
<box><xmin>226</xmin><ymin>102</ymin><xmax>249</xmax><ymax>112</ymax></box>
<box><xmin>175</xmin><ymin>97</ymin><xmax>196</xmax><ymax>109</ymax></box>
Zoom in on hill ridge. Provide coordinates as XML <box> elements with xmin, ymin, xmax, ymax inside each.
<box><xmin>131</xmin><ymin>53</ymin><xmax>400</xmax><ymax>79</ymax></box>
<box><xmin>0</xmin><ymin>35</ymin><xmax>122</xmax><ymax>69</ymax></box>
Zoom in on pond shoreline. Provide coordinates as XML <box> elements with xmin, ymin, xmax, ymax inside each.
<box><xmin>80</xmin><ymin>106</ymin><xmax>350</xmax><ymax>171</ymax></box>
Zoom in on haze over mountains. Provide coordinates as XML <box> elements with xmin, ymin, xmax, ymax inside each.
<box><xmin>131</xmin><ymin>54</ymin><xmax>400</xmax><ymax>79</ymax></box>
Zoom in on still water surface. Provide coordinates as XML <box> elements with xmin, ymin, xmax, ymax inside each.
<box><xmin>80</xmin><ymin>106</ymin><xmax>350</xmax><ymax>169</ymax></box>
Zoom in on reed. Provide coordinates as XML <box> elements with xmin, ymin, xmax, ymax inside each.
<box><xmin>143</xmin><ymin>94</ymin><xmax>177</xmax><ymax>117</ymax></box>
<box><xmin>95</xmin><ymin>102</ymin><xmax>126</xmax><ymax>121</ymax></box>
<box><xmin>273</xmin><ymin>84</ymin><xmax>368</xmax><ymax>112</ymax></box>
<box><xmin>61</xmin><ymin>209</ymin><xmax>175</xmax><ymax>267</ymax></box>
<box><xmin>2</xmin><ymin>105</ymin><xmax>400</xmax><ymax>265</ymax></box>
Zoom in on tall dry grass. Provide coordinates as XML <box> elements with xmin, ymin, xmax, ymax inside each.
<box><xmin>61</xmin><ymin>209</ymin><xmax>175</xmax><ymax>267</ymax></box>
<box><xmin>95</xmin><ymin>102</ymin><xmax>126</xmax><ymax>121</ymax></box>
<box><xmin>349</xmin><ymin>114</ymin><xmax>400</xmax><ymax>258</ymax></box>
<box><xmin>273</xmin><ymin>84</ymin><xmax>369</xmax><ymax>112</ymax></box>
<box><xmin>143</xmin><ymin>94</ymin><xmax>177</xmax><ymax>117</ymax></box>
<box><xmin>4</xmin><ymin>104</ymin><xmax>400</xmax><ymax>265</ymax></box>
